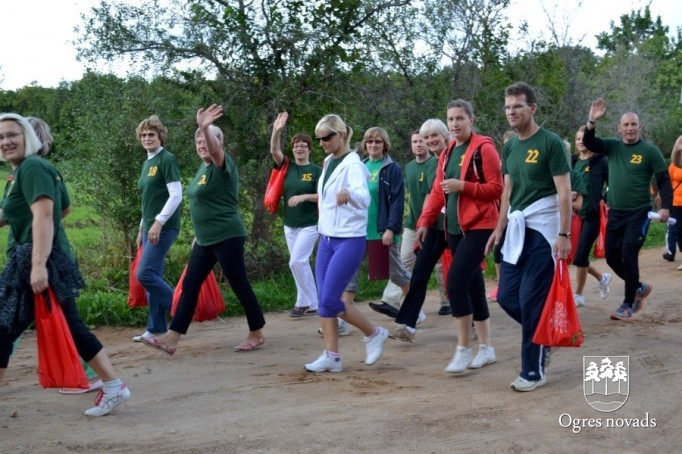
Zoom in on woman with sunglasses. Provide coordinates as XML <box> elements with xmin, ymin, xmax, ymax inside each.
<box><xmin>305</xmin><ymin>114</ymin><xmax>389</xmax><ymax>373</ymax></box>
<box><xmin>132</xmin><ymin>115</ymin><xmax>182</xmax><ymax>344</ymax></box>
<box><xmin>269</xmin><ymin>112</ymin><xmax>322</xmax><ymax>318</ymax></box>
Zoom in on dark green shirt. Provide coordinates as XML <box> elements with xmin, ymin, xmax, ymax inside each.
<box><xmin>572</xmin><ymin>159</ymin><xmax>590</xmax><ymax>218</ymax></box>
<box><xmin>501</xmin><ymin>128</ymin><xmax>570</xmax><ymax>211</ymax></box>
<box><xmin>445</xmin><ymin>142</ymin><xmax>467</xmax><ymax>235</ymax></box>
<box><xmin>138</xmin><ymin>149</ymin><xmax>182</xmax><ymax>231</ymax></box>
<box><xmin>282</xmin><ymin>161</ymin><xmax>321</xmax><ymax>228</ymax></box>
<box><xmin>186</xmin><ymin>155</ymin><xmax>246</xmax><ymax>246</ymax></box>
<box><xmin>405</xmin><ymin>156</ymin><xmax>437</xmax><ymax>230</ymax></box>
<box><xmin>598</xmin><ymin>138</ymin><xmax>667</xmax><ymax>210</ymax></box>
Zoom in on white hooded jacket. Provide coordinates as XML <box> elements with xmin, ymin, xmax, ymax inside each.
<box><xmin>317</xmin><ymin>151</ymin><xmax>371</xmax><ymax>238</ymax></box>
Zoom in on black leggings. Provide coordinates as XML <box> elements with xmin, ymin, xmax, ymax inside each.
<box><xmin>447</xmin><ymin>230</ymin><xmax>491</xmax><ymax>319</ymax></box>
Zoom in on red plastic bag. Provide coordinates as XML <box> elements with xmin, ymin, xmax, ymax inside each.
<box><xmin>533</xmin><ymin>259</ymin><xmax>584</xmax><ymax>347</ymax></box>
<box><xmin>127</xmin><ymin>247</ymin><xmax>148</xmax><ymax>308</ymax></box>
<box><xmin>568</xmin><ymin>210</ymin><xmax>582</xmax><ymax>263</ymax></box>
<box><xmin>171</xmin><ymin>266</ymin><xmax>226</xmax><ymax>322</ymax></box>
<box><xmin>35</xmin><ymin>288</ymin><xmax>89</xmax><ymax>389</ymax></box>
<box><xmin>593</xmin><ymin>201</ymin><xmax>608</xmax><ymax>259</ymax></box>
<box><xmin>263</xmin><ymin>158</ymin><xmax>289</xmax><ymax>214</ymax></box>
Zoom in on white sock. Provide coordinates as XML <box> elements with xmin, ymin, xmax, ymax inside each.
<box><xmin>103</xmin><ymin>378</ymin><xmax>123</xmax><ymax>393</ymax></box>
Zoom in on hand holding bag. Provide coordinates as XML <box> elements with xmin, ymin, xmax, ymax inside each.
<box><xmin>263</xmin><ymin>157</ymin><xmax>290</xmax><ymax>214</ymax></box>
<box><xmin>533</xmin><ymin>259</ymin><xmax>584</xmax><ymax>347</ymax></box>
<box><xmin>593</xmin><ymin>201</ymin><xmax>608</xmax><ymax>259</ymax></box>
<box><xmin>35</xmin><ymin>288</ymin><xmax>89</xmax><ymax>389</ymax></box>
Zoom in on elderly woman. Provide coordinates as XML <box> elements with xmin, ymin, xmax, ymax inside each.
<box><xmin>0</xmin><ymin>113</ymin><xmax>130</xmax><ymax>416</ymax></box>
<box><xmin>132</xmin><ymin>115</ymin><xmax>182</xmax><ymax>343</ymax></box>
<box><xmin>305</xmin><ymin>114</ymin><xmax>388</xmax><ymax>373</ymax></box>
<box><xmin>142</xmin><ymin>104</ymin><xmax>266</xmax><ymax>355</ymax></box>
<box><xmin>269</xmin><ymin>112</ymin><xmax>322</xmax><ymax>317</ymax></box>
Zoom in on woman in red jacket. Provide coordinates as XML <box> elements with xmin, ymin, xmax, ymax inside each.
<box><xmin>418</xmin><ymin>99</ymin><xmax>503</xmax><ymax>373</ymax></box>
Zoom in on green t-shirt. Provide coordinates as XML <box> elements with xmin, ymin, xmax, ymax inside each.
<box><xmin>2</xmin><ymin>156</ymin><xmax>70</xmax><ymax>255</ymax></box>
<box><xmin>445</xmin><ymin>142</ymin><xmax>467</xmax><ymax>235</ymax></box>
<box><xmin>598</xmin><ymin>138</ymin><xmax>667</xmax><ymax>210</ymax></box>
<box><xmin>186</xmin><ymin>155</ymin><xmax>247</xmax><ymax>246</ymax></box>
<box><xmin>138</xmin><ymin>149</ymin><xmax>182</xmax><ymax>231</ymax></box>
<box><xmin>282</xmin><ymin>161</ymin><xmax>322</xmax><ymax>228</ymax></box>
<box><xmin>365</xmin><ymin>159</ymin><xmax>383</xmax><ymax>240</ymax></box>
<box><xmin>501</xmin><ymin>128</ymin><xmax>570</xmax><ymax>211</ymax></box>
<box><xmin>571</xmin><ymin>159</ymin><xmax>590</xmax><ymax>218</ymax></box>
<box><xmin>405</xmin><ymin>156</ymin><xmax>437</xmax><ymax>230</ymax></box>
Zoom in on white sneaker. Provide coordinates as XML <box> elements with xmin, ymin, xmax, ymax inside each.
<box><xmin>84</xmin><ymin>385</ymin><xmax>131</xmax><ymax>416</ymax></box>
<box><xmin>598</xmin><ymin>273</ymin><xmax>612</xmax><ymax>299</ymax></box>
<box><xmin>305</xmin><ymin>351</ymin><xmax>343</xmax><ymax>373</ymax></box>
<box><xmin>574</xmin><ymin>294</ymin><xmax>586</xmax><ymax>308</ymax></box>
<box><xmin>445</xmin><ymin>345</ymin><xmax>473</xmax><ymax>373</ymax></box>
<box><xmin>469</xmin><ymin>344</ymin><xmax>496</xmax><ymax>369</ymax></box>
<box><xmin>677</xmin><ymin>263</ymin><xmax>682</xmax><ymax>271</ymax></box>
<box><xmin>317</xmin><ymin>319</ymin><xmax>351</xmax><ymax>337</ymax></box>
<box><xmin>416</xmin><ymin>311</ymin><xmax>426</xmax><ymax>325</ymax></box>
<box><xmin>363</xmin><ymin>327</ymin><xmax>389</xmax><ymax>365</ymax></box>
<box><xmin>510</xmin><ymin>375</ymin><xmax>547</xmax><ymax>392</ymax></box>
<box><xmin>132</xmin><ymin>331</ymin><xmax>155</xmax><ymax>342</ymax></box>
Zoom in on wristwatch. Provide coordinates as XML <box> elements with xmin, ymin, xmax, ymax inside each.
<box><xmin>558</xmin><ymin>232</ymin><xmax>571</xmax><ymax>239</ymax></box>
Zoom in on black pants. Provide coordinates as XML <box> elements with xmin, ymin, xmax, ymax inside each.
<box><xmin>447</xmin><ymin>230</ymin><xmax>491</xmax><ymax>319</ymax></box>
<box><xmin>170</xmin><ymin>236</ymin><xmax>266</xmax><ymax>334</ymax></box>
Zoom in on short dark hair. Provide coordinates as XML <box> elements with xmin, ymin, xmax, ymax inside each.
<box><xmin>291</xmin><ymin>133</ymin><xmax>312</xmax><ymax>151</ymax></box>
<box><xmin>505</xmin><ymin>82</ymin><xmax>537</xmax><ymax>105</ymax></box>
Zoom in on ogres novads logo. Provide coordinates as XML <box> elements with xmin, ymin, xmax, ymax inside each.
<box><xmin>583</xmin><ymin>356</ymin><xmax>629</xmax><ymax>412</ymax></box>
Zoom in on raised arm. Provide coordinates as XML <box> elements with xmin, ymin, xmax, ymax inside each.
<box><xmin>583</xmin><ymin>98</ymin><xmax>607</xmax><ymax>154</ymax></box>
<box><xmin>270</xmin><ymin>112</ymin><xmax>287</xmax><ymax>168</ymax></box>
<box><xmin>196</xmin><ymin>104</ymin><xmax>225</xmax><ymax>168</ymax></box>
<box><xmin>672</xmin><ymin>135</ymin><xmax>682</xmax><ymax>168</ymax></box>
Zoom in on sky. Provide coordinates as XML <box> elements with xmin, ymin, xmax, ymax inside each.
<box><xmin>1</xmin><ymin>0</ymin><xmax>681</xmax><ymax>91</ymax></box>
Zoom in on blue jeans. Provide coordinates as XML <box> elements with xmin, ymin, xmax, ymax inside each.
<box><xmin>137</xmin><ymin>228</ymin><xmax>179</xmax><ymax>334</ymax></box>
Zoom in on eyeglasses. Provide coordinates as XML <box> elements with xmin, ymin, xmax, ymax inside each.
<box><xmin>315</xmin><ymin>132</ymin><xmax>337</xmax><ymax>142</ymax></box>
<box><xmin>140</xmin><ymin>132</ymin><xmax>157</xmax><ymax>138</ymax></box>
<box><xmin>366</xmin><ymin>139</ymin><xmax>384</xmax><ymax>145</ymax></box>
<box><xmin>0</xmin><ymin>132</ymin><xmax>23</xmax><ymax>142</ymax></box>
<box><xmin>292</xmin><ymin>144</ymin><xmax>309</xmax><ymax>149</ymax></box>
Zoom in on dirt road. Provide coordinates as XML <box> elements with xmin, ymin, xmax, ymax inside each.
<box><xmin>2</xmin><ymin>248</ymin><xmax>680</xmax><ymax>453</ymax></box>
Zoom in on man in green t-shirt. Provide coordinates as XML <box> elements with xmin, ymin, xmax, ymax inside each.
<box><xmin>486</xmin><ymin>82</ymin><xmax>572</xmax><ymax>392</ymax></box>
<box><xmin>583</xmin><ymin>98</ymin><xmax>673</xmax><ymax>320</ymax></box>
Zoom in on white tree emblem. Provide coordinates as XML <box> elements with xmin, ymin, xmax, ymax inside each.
<box><xmin>583</xmin><ymin>356</ymin><xmax>629</xmax><ymax>412</ymax></box>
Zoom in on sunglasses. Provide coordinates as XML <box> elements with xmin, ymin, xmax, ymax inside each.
<box><xmin>315</xmin><ymin>132</ymin><xmax>338</xmax><ymax>142</ymax></box>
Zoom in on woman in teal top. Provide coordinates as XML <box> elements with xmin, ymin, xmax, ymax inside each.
<box><xmin>0</xmin><ymin>113</ymin><xmax>130</xmax><ymax>416</ymax></box>
<box><xmin>142</xmin><ymin>104</ymin><xmax>266</xmax><ymax>355</ymax></box>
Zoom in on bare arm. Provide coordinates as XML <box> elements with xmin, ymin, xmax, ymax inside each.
<box><xmin>553</xmin><ymin>172</ymin><xmax>572</xmax><ymax>259</ymax></box>
<box><xmin>485</xmin><ymin>174</ymin><xmax>512</xmax><ymax>254</ymax></box>
<box><xmin>672</xmin><ymin>135</ymin><xmax>682</xmax><ymax>168</ymax></box>
<box><xmin>30</xmin><ymin>197</ymin><xmax>54</xmax><ymax>294</ymax></box>
<box><xmin>270</xmin><ymin>112</ymin><xmax>287</xmax><ymax>167</ymax></box>
<box><xmin>196</xmin><ymin>104</ymin><xmax>225</xmax><ymax>168</ymax></box>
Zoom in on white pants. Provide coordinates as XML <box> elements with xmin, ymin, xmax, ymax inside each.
<box><xmin>284</xmin><ymin>225</ymin><xmax>319</xmax><ymax>310</ymax></box>
<box><xmin>382</xmin><ymin>228</ymin><xmax>448</xmax><ymax>307</ymax></box>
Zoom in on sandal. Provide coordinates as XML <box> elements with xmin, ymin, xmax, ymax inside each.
<box><xmin>234</xmin><ymin>337</ymin><xmax>265</xmax><ymax>352</ymax></box>
<box><xmin>289</xmin><ymin>307</ymin><xmax>316</xmax><ymax>317</ymax></box>
<box><xmin>141</xmin><ymin>336</ymin><xmax>176</xmax><ymax>356</ymax></box>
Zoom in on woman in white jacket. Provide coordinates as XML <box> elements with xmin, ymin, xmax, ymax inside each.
<box><xmin>305</xmin><ymin>114</ymin><xmax>389</xmax><ymax>373</ymax></box>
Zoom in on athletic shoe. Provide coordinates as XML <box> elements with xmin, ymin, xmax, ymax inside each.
<box><xmin>363</xmin><ymin>327</ymin><xmax>389</xmax><ymax>365</ymax></box>
<box><xmin>368</xmin><ymin>301</ymin><xmax>399</xmax><ymax>319</ymax></box>
<box><xmin>469</xmin><ymin>344</ymin><xmax>496</xmax><ymax>369</ymax></box>
<box><xmin>598</xmin><ymin>273</ymin><xmax>612</xmax><ymax>300</ymax></box>
<box><xmin>389</xmin><ymin>324</ymin><xmax>415</xmax><ymax>342</ymax></box>
<box><xmin>132</xmin><ymin>331</ymin><xmax>155</xmax><ymax>342</ymax></box>
<box><xmin>317</xmin><ymin>319</ymin><xmax>351</xmax><ymax>336</ymax></box>
<box><xmin>487</xmin><ymin>286</ymin><xmax>498</xmax><ymax>301</ymax></box>
<box><xmin>633</xmin><ymin>282</ymin><xmax>652</xmax><ymax>313</ymax></box>
<box><xmin>574</xmin><ymin>294</ymin><xmax>586</xmax><ymax>307</ymax></box>
<box><xmin>678</xmin><ymin>263</ymin><xmax>682</xmax><ymax>271</ymax></box>
<box><xmin>84</xmin><ymin>385</ymin><xmax>131</xmax><ymax>416</ymax></box>
<box><xmin>510</xmin><ymin>375</ymin><xmax>547</xmax><ymax>392</ymax></box>
<box><xmin>663</xmin><ymin>252</ymin><xmax>675</xmax><ymax>262</ymax></box>
<box><xmin>438</xmin><ymin>305</ymin><xmax>452</xmax><ymax>316</ymax></box>
<box><xmin>305</xmin><ymin>351</ymin><xmax>343</xmax><ymax>373</ymax></box>
<box><xmin>445</xmin><ymin>345</ymin><xmax>473</xmax><ymax>373</ymax></box>
<box><xmin>416</xmin><ymin>311</ymin><xmax>426</xmax><ymax>326</ymax></box>
<box><xmin>610</xmin><ymin>304</ymin><xmax>633</xmax><ymax>320</ymax></box>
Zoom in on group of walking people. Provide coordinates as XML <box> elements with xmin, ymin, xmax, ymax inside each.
<box><xmin>0</xmin><ymin>80</ymin><xmax>675</xmax><ymax>417</ymax></box>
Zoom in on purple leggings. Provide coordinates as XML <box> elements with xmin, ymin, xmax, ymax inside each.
<box><xmin>315</xmin><ymin>236</ymin><xmax>366</xmax><ymax>318</ymax></box>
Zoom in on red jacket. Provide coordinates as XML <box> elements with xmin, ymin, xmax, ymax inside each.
<box><xmin>417</xmin><ymin>133</ymin><xmax>502</xmax><ymax>233</ymax></box>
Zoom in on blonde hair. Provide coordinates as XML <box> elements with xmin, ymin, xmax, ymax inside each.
<box><xmin>419</xmin><ymin>119</ymin><xmax>450</xmax><ymax>142</ymax></box>
<box><xmin>315</xmin><ymin>114</ymin><xmax>353</xmax><ymax>150</ymax></box>
<box><xmin>0</xmin><ymin>113</ymin><xmax>43</xmax><ymax>162</ymax></box>
<box><xmin>135</xmin><ymin>115</ymin><xmax>168</xmax><ymax>146</ymax></box>
<box><xmin>361</xmin><ymin>127</ymin><xmax>392</xmax><ymax>154</ymax></box>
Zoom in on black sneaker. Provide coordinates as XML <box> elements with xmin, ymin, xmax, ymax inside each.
<box><xmin>438</xmin><ymin>305</ymin><xmax>452</xmax><ymax>316</ymax></box>
<box><xmin>368</xmin><ymin>301</ymin><xmax>399</xmax><ymax>319</ymax></box>
<box><xmin>663</xmin><ymin>252</ymin><xmax>675</xmax><ymax>262</ymax></box>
